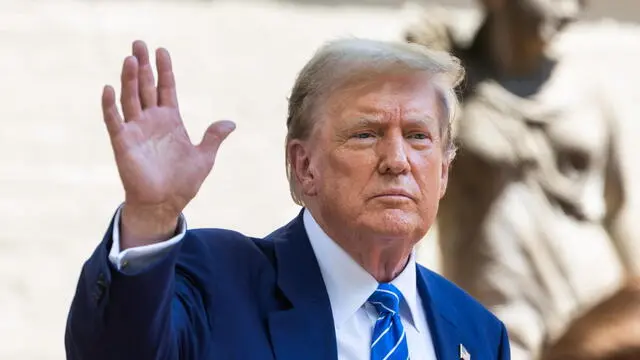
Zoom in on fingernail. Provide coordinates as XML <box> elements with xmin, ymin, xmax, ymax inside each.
<box><xmin>221</xmin><ymin>120</ymin><xmax>236</xmax><ymax>132</ymax></box>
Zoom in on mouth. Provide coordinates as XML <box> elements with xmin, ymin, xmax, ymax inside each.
<box><xmin>371</xmin><ymin>190</ymin><xmax>415</xmax><ymax>201</ymax></box>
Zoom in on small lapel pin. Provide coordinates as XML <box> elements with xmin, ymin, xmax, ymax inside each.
<box><xmin>459</xmin><ymin>344</ymin><xmax>471</xmax><ymax>360</ymax></box>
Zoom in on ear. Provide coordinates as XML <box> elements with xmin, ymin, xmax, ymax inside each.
<box><xmin>287</xmin><ymin>139</ymin><xmax>319</xmax><ymax>198</ymax></box>
<box><xmin>439</xmin><ymin>156</ymin><xmax>451</xmax><ymax>199</ymax></box>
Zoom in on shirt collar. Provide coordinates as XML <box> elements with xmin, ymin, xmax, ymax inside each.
<box><xmin>303</xmin><ymin>208</ymin><xmax>422</xmax><ymax>332</ymax></box>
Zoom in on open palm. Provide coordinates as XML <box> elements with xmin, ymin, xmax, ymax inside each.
<box><xmin>102</xmin><ymin>41</ymin><xmax>235</xmax><ymax>221</ymax></box>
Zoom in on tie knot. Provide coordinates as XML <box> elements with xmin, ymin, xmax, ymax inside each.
<box><xmin>368</xmin><ymin>283</ymin><xmax>403</xmax><ymax>316</ymax></box>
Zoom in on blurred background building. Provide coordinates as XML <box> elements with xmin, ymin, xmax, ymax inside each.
<box><xmin>0</xmin><ymin>0</ymin><xmax>638</xmax><ymax>359</ymax></box>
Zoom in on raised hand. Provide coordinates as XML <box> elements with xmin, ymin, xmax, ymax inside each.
<box><xmin>102</xmin><ymin>40</ymin><xmax>235</xmax><ymax>248</ymax></box>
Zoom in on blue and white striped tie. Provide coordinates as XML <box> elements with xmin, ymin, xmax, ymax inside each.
<box><xmin>368</xmin><ymin>283</ymin><xmax>410</xmax><ymax>360</ymax></box>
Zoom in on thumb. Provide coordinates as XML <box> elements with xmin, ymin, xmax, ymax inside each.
<box><xmin>197</xmin><ymin>120</ymin><xmax>236</xmax><ymax>157</ymax></box>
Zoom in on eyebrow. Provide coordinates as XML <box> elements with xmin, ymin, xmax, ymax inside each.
<box><xmin>347</xmin><ymin>114</ymin><xmax>438</xmax><ymax>128</ymax></box>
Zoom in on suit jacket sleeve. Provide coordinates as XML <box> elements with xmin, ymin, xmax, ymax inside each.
<box><xmin>64</xmin><ymin>211</ymin><xmax>211</xmax><ymax>360</ymax></box>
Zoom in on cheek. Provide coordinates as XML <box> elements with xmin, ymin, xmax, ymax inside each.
<box><xmin>327</xmin><ymin>149</ymin><xmax>377</xmax><ymax>179</ymax></box>
<box><xmin>413</xmin><ymin>154</ymin><xmax>444</xmax><ymax>197</ymax></box>
<box><xmin>319</xmin><ymin>150</ymin><xmax>377</xmax><ymax>195</ymax></box>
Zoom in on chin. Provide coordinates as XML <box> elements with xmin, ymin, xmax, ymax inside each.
<box><xmin>359</xmin><ymin>209</ymin><xmax>428</xmax><ymax>241</ymax></box>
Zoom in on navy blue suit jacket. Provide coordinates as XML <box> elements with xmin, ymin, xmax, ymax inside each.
<box><xmin>65</xmin><ymin>209</ymin><xmax>510</xmax><ymax>359</ymax></box>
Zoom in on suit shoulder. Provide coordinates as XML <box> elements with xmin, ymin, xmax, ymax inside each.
<box><xmin>418</xmin><ymin>265</ymin><xmax>504</xmax><ymax>329</ymax></box>
<box><xmin>418</xmin><ymin>266</ymin><xmax>510</xmax><ymax>356</ymax></box>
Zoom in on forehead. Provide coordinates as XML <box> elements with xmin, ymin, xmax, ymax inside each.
<box><xmin>323</xmin><ymin>73</ymin><xmax>442</xmax><ymax>123</ymax></box>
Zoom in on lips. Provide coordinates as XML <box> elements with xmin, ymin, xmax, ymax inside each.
<box><xmin>372</xmin><ymin>189</ymin><xmax>415</xmax><ymax>201</ymax></box>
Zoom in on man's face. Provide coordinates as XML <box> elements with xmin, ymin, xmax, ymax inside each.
<box><xmin>300</xmin><ymin>72</ymin><xmax>450</xmax><ymax>243</ymax></box>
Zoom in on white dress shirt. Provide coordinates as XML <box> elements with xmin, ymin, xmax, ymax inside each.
<box><xmin>109</xmin><ymin>207</ymin><xmax>437</xmax><ymax>359</ymax></box>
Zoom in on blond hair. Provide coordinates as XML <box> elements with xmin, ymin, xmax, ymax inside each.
<box><xmin>285</xmin><ymin>38</ymin><xmax>464</xmax><ymax>205</ymax></box>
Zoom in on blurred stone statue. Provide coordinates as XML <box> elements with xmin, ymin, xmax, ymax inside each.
<box><xmin>541</xmin><ymin>277</ymin><xmax>640</xmax><ymax>360</ymax></box>
<box><xmin>404</xmin><ymin>0</ymin><xmax>640</xmax><ymax>358</ymax></box>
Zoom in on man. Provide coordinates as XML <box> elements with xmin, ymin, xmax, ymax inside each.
<box><xmin>64</xmin><ymin>38</ymin><xmax>510</xmax><ymax>359</ymax></box>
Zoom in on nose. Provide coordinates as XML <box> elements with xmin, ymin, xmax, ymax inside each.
<box><xmin>377</xmin><ymin>133</ymin><xmax>410</xmax><ymax>175</ymax></box>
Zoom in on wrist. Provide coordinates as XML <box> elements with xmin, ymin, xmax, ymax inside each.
<box><xmin>120</xmin><ymin>203</ymin><xmax>181</xmax><ymax>249</ymax></box>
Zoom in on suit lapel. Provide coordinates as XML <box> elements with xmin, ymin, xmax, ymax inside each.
<box><xmin>417</xmin><ymin>266</ymin><xmax>464</xmax><ymax>360</ymax></box>
<box><xmin>264</xmin><ymin>211</ymin><xmax>468</xmax><ymax>360</ymax></box>
<box><xmin>266</xmin><ymin>210</ymin><xmax>338</xmax><ymax>360</ymax></box>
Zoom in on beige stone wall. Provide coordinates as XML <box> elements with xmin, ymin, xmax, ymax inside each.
<box><xmin>0</xmin><ymin>1</ymin><xmax>638</xmax><ymax>359</ymax></box>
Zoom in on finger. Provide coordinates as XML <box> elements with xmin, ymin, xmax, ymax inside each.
<box><xmin>120</xmin><ymin>56</ymin><xmax>142</xmax><ymax>121</ymax></box>
<box><xmin>102</xmin><ymin>85</ymin><xmax>124</xmax><ymax>137</ymax></box>
<box><xmin>156</xmin><ymin>48</ymin><xmax>178</xmax><ymax>108</ymax></box>
<box><xmin>197</xmin><ymin>120</ymin><xmax>236</xmax><ymax>159</ymax></box>
<box><xmin>132</xmin><ymin>40</ymin><xmax>157</xmax><ymax>109</ymax></box>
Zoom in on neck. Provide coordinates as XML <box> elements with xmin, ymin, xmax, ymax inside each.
<box><xmin>481</xmin><ymin>11</ymin><xmax>547</xmax><ymax>77</ymax></box>
<box><xmin>307</xmin><ymin>207</ymin><xmax>414</xmax><ymax>282</ymax></box>
<box><xmin>340</xmin><ymin>236</ymin><xmax>413</xmax><ymax>283</ymax></box>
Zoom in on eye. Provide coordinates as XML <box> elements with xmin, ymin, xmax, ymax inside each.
<box><xmin>408</xmin><ymin>133</ymin><xmax>429</xmax><ymax>140</ymax></box>
<box><xmin>352</xmin><ymin>132</ymin><xmax>376</xmax><ymax>139</ymax></box>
